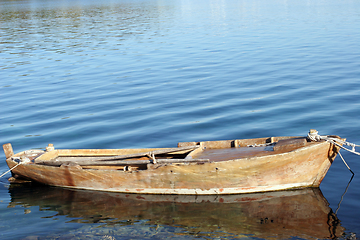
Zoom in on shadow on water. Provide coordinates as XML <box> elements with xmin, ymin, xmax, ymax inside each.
<box><xmin>8</xmin><ymin>184</ymin><xmax>344</xmax><ymax>239</ymax></box>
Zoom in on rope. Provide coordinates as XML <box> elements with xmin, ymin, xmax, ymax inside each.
<box><xmin>338</xmin><ymin>151</ymin><xmax>354</xmax><ymax>175</ymax></box>
<box><xmin>307</xmin><ymin>130</ymin><xmax>359</xmax><ymax>174</ymax></box>
<box><xmin>308</xmin><ymin>130</ymin><xmax>360</xmax><ymax>156</ymax></box>
<box><xmin>147</xmin><ymin>153</ymin><xmax>157</xmax><ymax>164</ymax></box>
<box><xmin>0</xmin><ymin>162</ymin><xmax>22</xmax><ymax>179</ymax></box>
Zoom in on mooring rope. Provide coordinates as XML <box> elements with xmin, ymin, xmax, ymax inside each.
<box><xmin>0</xmin><ymin>162</ymin><xmax>22</xmax><ymax>179</ymax></box>
<box><xmin>308</xmin><ymin>130</ymin><xmax>360</xmax><ymax>155</ymax></box>
<box><xmin>338</xmin><ymin>151</ymin><xmax>354</xmax><ymax>175</ymax></box>
<box><xmin>308</xmin><ymin>129</ymin><xmax>360</xmax><ymax>174</ymax></box>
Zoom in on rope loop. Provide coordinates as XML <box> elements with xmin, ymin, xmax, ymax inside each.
<box><xmin>307</xmin><ymin>129</ymin><xmax>360</xmax><ymax>174</ymax></box>
<box><xmin>307</xmin><ymin>129</ymin><xmax>322</xmax><ymax>142</ymax></box>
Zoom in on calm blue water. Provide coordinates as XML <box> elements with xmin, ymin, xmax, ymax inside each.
<box><xmin>1</xmin><ymin>0</ymin><xmax>360</xmax><ymax>239</ymax></box>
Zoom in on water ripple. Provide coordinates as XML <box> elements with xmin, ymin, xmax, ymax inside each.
<box><xmin>1</xmin><ymin>0</ymin><xmax>360</xmax><ymax>237</ymax></box>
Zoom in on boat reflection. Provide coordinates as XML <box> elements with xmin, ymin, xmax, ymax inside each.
<box><xmin>8</xmin><ymin>185</ymin><xmax>344</xmax><ymax>239</ymax></box>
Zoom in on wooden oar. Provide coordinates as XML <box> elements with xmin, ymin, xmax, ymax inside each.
<box><xmin>35</xmin><ymin>145</ymin><xmax>200</xmax><ymax>165</ymax></box>
<box><xmin>79</xmin><ymin>145</ymin><xmax>199</xmax><ymax>161</ymax></box>
<box><xmin>37</xmin><ymin>158</ymin><xmax>209</xmax><ymax>167</ymax></box>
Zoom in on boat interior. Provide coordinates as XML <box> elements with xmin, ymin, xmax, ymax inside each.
<box><xmin>5</xmin><ymin>136</ymin><xmax>320</xmax><ymax>172</ymax></box>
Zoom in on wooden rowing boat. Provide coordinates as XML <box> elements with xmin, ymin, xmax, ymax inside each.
<box><xmin>2</xmin><ymin>130</ymin><xmax>342</xmax><ymax>194</ymax></box>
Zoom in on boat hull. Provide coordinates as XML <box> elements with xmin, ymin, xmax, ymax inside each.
<box><xmin>5</xmin><ymin>139</ymin><xmax>339</xmax><ymax>195</ymax></box>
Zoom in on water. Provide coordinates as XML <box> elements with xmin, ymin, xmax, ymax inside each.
<box><xmin>1</xmin><ymin>0</ymin><xmax>360</xmax><ymax>238</ymax></box>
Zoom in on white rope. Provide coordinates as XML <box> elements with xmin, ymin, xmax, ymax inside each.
<box><xmin>147</xmin><ymin>153</ymin><xmax>157</xmax><ymax>164</ymax></box>
<box><xmin>0</xmin><ymin>162</ymin><xmax>23</xmax><ymax>179</ymax></box>
<box><xmin>307</xmin><ymin>130</ymin><xmax>360</xmax><ymax>174</ymax></box>
<box><xmin>307</xmin><ymin>130</ymin><xmax>360</xmax><ymax>156</ymax></box>
<box><xmin>338</xmin><ymin>151</ymin><xmax>354</xmax><ymax>175</ymax></box>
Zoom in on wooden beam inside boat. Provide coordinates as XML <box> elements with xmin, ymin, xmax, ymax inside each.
<box><xmin>177</xmin><ymin>136</ymin><xmax>301</xmax><ymax>149</ymax></box>
<box><xmin>34</xmin><ymin>145</ymin><xmax>199</xmax><ymax>163</ymax></box>
<box><xmin>273</xmin><ymin>137</ymin><xmax>307</xmax><ymax>152</ymax></box>
<box><xmin>36</xmin><ymin>158</ymin><xmax>210</xmax><ymax>167</ymax></box>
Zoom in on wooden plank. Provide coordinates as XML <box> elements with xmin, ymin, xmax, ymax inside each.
<box><xmin>35</xmin><ymin>145</ymin><xmax>199</xmax><ymax>163</ymax></box>
<box><xmin>57</xmin><ymin>148</ymin><xmax>164</xmax><ymax>157</ymax></box>
<box><xmin>273</xmin><ymin>138</ymin><xmax>307</xmax><ymax>152</ymax></box>
<box><xmin>35</xmin><ymin>150</ymin><xmax>59</xmax><ymax>161</ymax></box>
<box><xmin>177</xmin><ymin>142</ymin><xmax>199</xmax><ymax>148</ymax></box>
<box><xmin>81</xmin><ymin>165</ymin><xmax>141</xmax><ymax>171</ymax></box>
<box><xmin>36</xmin><ymin>158</ymin><xmax>210</xmax><ymax>166</ymax></box>
<box><xmin>3</xmin><ymin>143</ymin><xmax>14</xmax><ymax>159</ymax></box>
<box><xmin>200</xmin><ymin>140</ymin><xmax>235</xmax><ymax>149</ymax></box>
<box><xmin>56</xmin><ymin>156</ymin><xmax>150</xmax><ymax>162</ymax></box>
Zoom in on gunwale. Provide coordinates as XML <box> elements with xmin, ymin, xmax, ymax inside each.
<box><xmin>4</xmin><ymin>135</ymin><xmax>340</xmax><ymax>195</ymax></box>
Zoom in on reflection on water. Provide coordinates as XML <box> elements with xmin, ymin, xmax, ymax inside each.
<box><xmin>9</xmin><ymin>184</ymin><xmax>344</xmax><ymax>239</ymax></box>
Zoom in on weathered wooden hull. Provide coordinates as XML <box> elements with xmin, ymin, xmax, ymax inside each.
<box><xmin>4</xmin><ymin>136</ymin><xmax>340</xmax><ymax>194</ymax></box>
